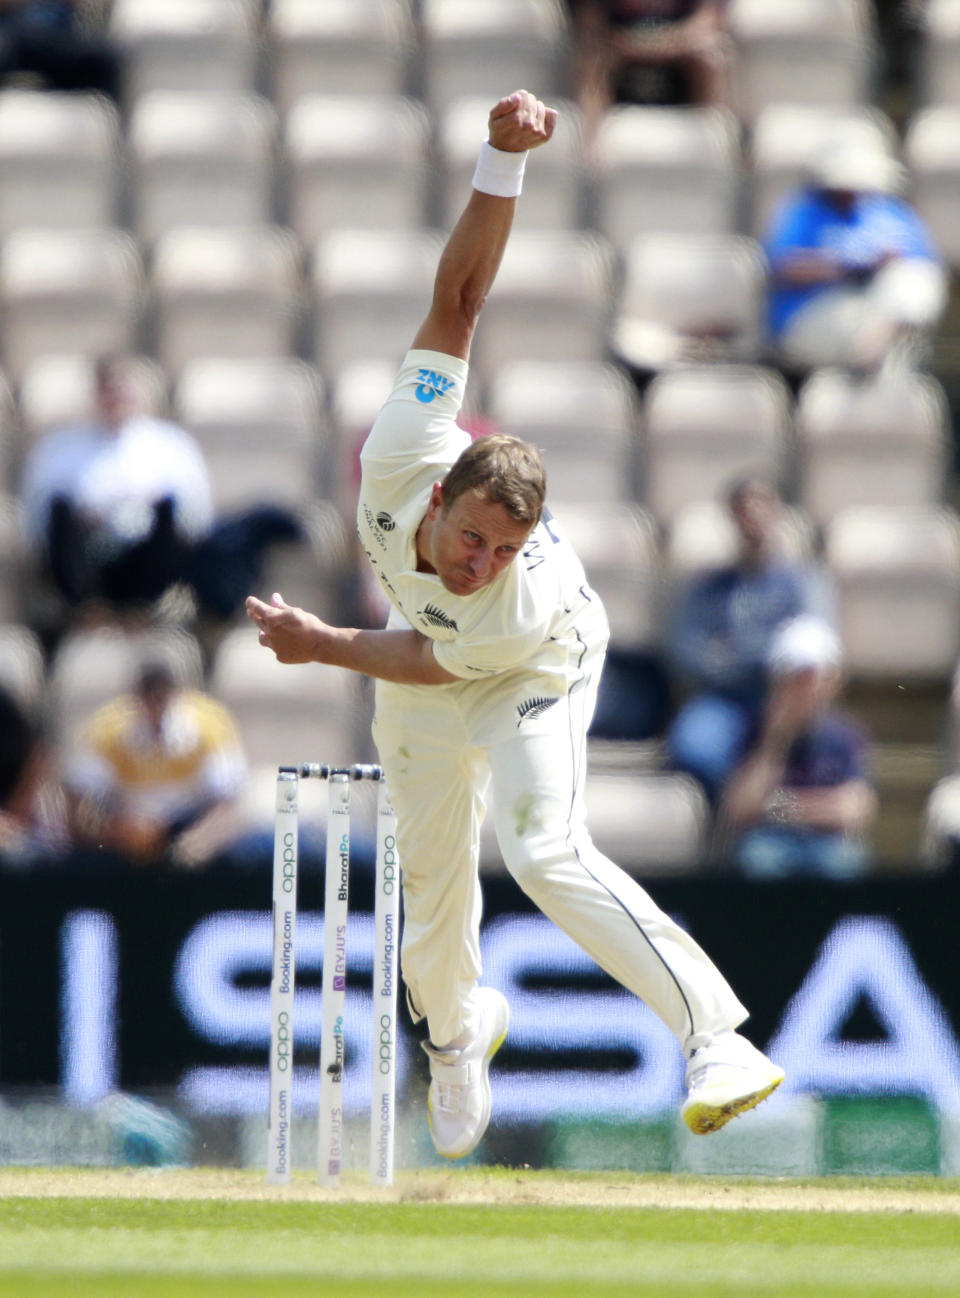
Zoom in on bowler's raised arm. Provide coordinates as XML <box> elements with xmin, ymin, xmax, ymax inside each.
<box><xmin>411</xmin><ymin>90</ymin><xmax>557</xmax><ymax>361</ymax></box>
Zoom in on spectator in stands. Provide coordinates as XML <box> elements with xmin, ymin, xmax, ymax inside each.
<box><xmin>19</xmin><ymin>355</ymin><xmax>303</xmax><ymax>651</ymax></box>
<box><xmin>718</xmin><ymin>615</ymin><xmax>877</xmax><ymax>879</ymax></box>
<box><xmin>665</xmin><ymin>476</ymin><xmax>832</xmax><ymax>802</ymax></box>
<box><xmin>568</xmin><ymin>1</ymin><xmax>732</xmax><ymax>136</ymax></box>
<box><xmin>0</xmin><ymin>683</ymin><xmax>67</xmax><ymax>862</ymax></box>
<box><xmin>63</xmin><ymin>659</ymin><xmax>247</xmax><ymax>868</ymax></box>
<box><xmin>763</xmin><ymin>140</ymin><xmax>948</xmax><ymax>377</ymax></box>
<box><xmin>0</xmin><ymin>0</ymin><xmax>119</xmax><ymax>100</ymax></box>
<box><xmin>21</xmin><ymin>356</ymin><xmax>214</xmax><ymax>624</ymax></box>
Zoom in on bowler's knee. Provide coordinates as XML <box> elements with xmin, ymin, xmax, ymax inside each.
<box><xmin>498</xmin><ymin>824</ymin><xmax>574</xmax><ymax>896</ymax></box>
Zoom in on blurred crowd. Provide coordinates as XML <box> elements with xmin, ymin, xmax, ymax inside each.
<box><xmin>1</xmin><ymin>0</ymin><xmax>960</xmax><ymax>877</ymax></box>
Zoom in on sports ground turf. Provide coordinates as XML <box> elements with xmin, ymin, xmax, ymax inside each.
<box><xmin>0</xmin><ymin>1168</ymin><xmax>958</xmax><ymax>1296</ymax></box>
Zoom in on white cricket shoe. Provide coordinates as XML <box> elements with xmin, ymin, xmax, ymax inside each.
<box><xmin>422</xmin><ymin>987</ymin><xmax>510</xmax><ymax>1160</ymax></box>
<box><xmin>681</xmin><ymin>1031</ymin><xmax>785</xmax><ymax>1136</ymax></box>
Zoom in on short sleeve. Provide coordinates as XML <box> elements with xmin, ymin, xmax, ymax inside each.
<box><xmin>361</xmin><ymin>350</ymin><xmax>470</xmax><ymax>467</ymax></box>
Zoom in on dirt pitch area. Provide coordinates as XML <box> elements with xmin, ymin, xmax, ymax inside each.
<box><xmin>1</xmin><ymin>1167</ymin><xmax>959</xmax><ymax>1215</ymax></box>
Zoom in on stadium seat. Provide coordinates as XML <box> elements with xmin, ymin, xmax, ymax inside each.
<box><xmin>328</xmin><ymin>360</ymin><xmax>400</xmax><ymax>518</ymax></box>
<box><xmin>0</xmin><ymin>228</ymin><xmax>144</xmax><ymax>382</ymax></box>
<box><xmin>0</xmin><ymin>91</ymin><xmax>120</xmax><ymax>237</ymax></box>
<box><xmin>128</xmin><ymin>91</ymin><xmax>278</xmax><ymax>246</ymax></box>
<box><xmin>470</xmin><ymin>230</ymin><xmax>615</xmax><ymax>379</ymax></box>
<box><xmin>150</xmin><ymin>225</ymin><xmax>302</xmax><ymax>379</ymax></box>
<box><xmin>310</xmin><ymin>228</ymin><xmax>443</xmax><ymax>381</ymax></box>
<box><xmin>824</xmin><ymin>505</ymin><xmax>960</xmax><ymax>679</ymax></box>
<box><xmin>728</xmin><ymin>0</ymin><xmax>877</xmax><ymax>125</ymax></box>
<box><xmin>592</xmin><ymin>105</ymin><xmax>741</xmax><ymax>252</ymax></box>
<box><xmin>439</xmin><ymin>95</ymin><xmax>586</xmax><ymax>231</ymax></box>
<box><xmin>109</xmin><ymin>0</ymin><xmax>260</xmax><ymax>104</ymax></box>
<box><xmin>795</xmin><ymin>369</ymin><xmax>950</xmax><ymax>526</ymax></box>
<box><xmin>583</xmin><ymin>770</ymin><xmax>710</xmax><ymax>873</ymax></box>
<box><xmin>266</xmin><ymin>0</ymin><xmax>414</xmax><ymax>116</ymax></box>
<box><xmin>611</xmin><ymin>234</ymin><xmax>767</xmax><ymax>374</ymax></box>
<box><xmin>420</xmin><ymin>0</ymin><xmax>568</xmax><ymax>114</ymax></box>
<box><xmin>16</xmin><ymin>355</ymin><xmax>167</xmax><ymax>445</ymax></box>
<box><xmin>174</xmin><ymin>356</ymin><xmax>328</xmax><ymax>513</ymax></box>
<box><xmin>209</xmin><ymin>624</ymin><xmax>372</xmax><ymax>771</ymax></box>
<box><xmin>486</xmin><ymin>360</ymin><xmax>641</xmax><ymax>505</ymax></box>
<box><xmin>639</xmin><ymin>365</ymin><xmax>792</xmax><ymax>528</ymax></box>
<box><xmin>749</xmin><ymin>103</ymin><xmax>898</xmax><ymax>236</ymax></box>
<box><xmin>480</xmin><ymin>768</ymin><xmax>709</xmax><ymax>873</ymax></box>
<box><xmin>919</xmin><ymin>0</ymin><xmax>960</xmax><ymax>107</ymax></box>
<box><xmin>904</xmin><ymin>107</ymin><xmax>960</xmax><ymax>268</ymax></box>
<box><xmin>257</xmin><ymin>500</ymin><xmax>352</xmax><ymax>623</ymax></box>
<box><xmin>549</xmin><ymin>501</ymin><xmax>664</xmax><ymax>651</ymax></box>
<box><xmin>663</xmin><ymin>498</ymin><xmax>816</xmax><ymax>580</ymax></box>
<box><xmin>283</xmin><ymin>94</ymin><xmax>430</xmax><ymax>245</ymax></box>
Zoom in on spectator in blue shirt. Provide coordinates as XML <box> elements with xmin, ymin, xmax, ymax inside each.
<box><xmin>0</xmin><ymin>1</ymin><xmax>119</xmax><ymax>100</ymax></box>
<box><xmin>764</xmin><ymin>142</ymin><xmax>947</xmax><ymax>376</ymax></box>
<box><xmin>665</xmin><ymin>477</ymin><xmax>831</xmax><ymax>801</ymax></box>
<box><xmin>718</xmin><ymin>615</ymin><xmax>877</xmax><ymax>879</ymax></box>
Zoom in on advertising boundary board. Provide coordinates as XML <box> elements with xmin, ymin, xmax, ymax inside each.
<box><xmin>2</xmin><ymin>859</ymin><xmax>959</xmax><ymax>1161</ymax></box>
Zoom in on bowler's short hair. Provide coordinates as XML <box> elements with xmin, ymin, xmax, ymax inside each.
<box><xmin>441</xmin><ymin>434</ymin><xmax>546</xmax><ymax>528</ymax></box>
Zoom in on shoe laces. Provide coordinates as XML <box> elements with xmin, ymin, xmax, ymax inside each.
<box><xmin>685</xmin><ymin>1037</ymin><xmax>750</xmax><ymax>1088</ymax></box>
<box><xmin>431</xmin><ymin>1062</ymin><xmax>479</xmax><ymax>1116</ymax></box>
<box><xmin>433</xmin><ymin>1080</ymin><xmax>461</xmax><ymax>1116</ymax></box>
<box><xmin>423</xmin><ymin>1042</ymin><xmax>476</xmax><ymax>1114</ymax></box>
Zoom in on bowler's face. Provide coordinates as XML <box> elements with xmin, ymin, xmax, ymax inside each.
<box><xmin>422</xmin><ymin>487</ymin><xmax>532</xmax><ymax>596</ymax></box>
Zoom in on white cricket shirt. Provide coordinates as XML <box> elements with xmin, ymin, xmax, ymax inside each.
<box><xmin>20</xmin><ymin>415</ymin><xmax>214</xmax><ymax>548</ymax></box>
<box><xmin>357</xmin><ymin>349</ymin><xmax>605</xmax><ymax>683</ymax></box>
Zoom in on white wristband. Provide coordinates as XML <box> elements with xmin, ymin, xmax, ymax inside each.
<box><xmin>472</xmin><ymin>140</ymin><xmax>527</xmax><ymax>198</ymax></box>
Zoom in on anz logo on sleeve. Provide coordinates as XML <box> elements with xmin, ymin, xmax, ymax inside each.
<box><xmin>414</xmin><ymin>369</ymin><xmax>456</xmax><ymax>403</ymax></box>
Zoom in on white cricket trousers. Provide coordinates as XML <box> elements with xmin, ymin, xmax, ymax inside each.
<box><xmin>372</xmin><ymin>616</ymin><xmax>747</xmax><ymax>1051</ymax></box>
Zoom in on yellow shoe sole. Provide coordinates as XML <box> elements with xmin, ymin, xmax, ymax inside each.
<box><xmin>682</xmin><ymin>1071</ymin><xmax>785</xmax><ymax>1136</ymax></box>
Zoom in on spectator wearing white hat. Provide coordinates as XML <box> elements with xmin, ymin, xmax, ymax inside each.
<box><xmin>665</xmin><ymin>477</ymin><xmax>833</xmax><ymax>803</ymax></box>
<box><xmin>717</xmin><ymin>615</ymin><xmax>877</xmax><ymax>879</ymax></box>
<box><xmin>763</xmin><ymin>141</ymin><xmax>948</xmax><ymax>377</ymax></box>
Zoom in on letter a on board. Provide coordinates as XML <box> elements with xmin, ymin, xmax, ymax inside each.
<box><xmin>767</xmin><ymin>916</ymin><xmax>960</xmax><ymax>1109</ymax></box>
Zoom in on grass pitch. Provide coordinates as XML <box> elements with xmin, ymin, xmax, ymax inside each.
<box><xmin>0</xmin><ymin>1168</ymin><xmax>958</xmax><ymax>1297</ymax></box>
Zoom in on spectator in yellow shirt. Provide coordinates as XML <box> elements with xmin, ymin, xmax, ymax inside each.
<box><xmin>64</xmin><ymin>660</ymin><xmax>247</xmax><ymax>867</ymax></box>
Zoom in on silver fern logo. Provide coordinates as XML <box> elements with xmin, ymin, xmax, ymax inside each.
<box><xmin>418</xmin><ymin>603</ymin><xmax>459</xmax><ymax>631</ymax></box>
<box><xmin>517</xmin><ymin>696</ymin><xmax>559</xmax><ymax>725</ymax></box>
<box><xmin>375</xmin><ymin>511</ymin><xmax>396</xmax><ymax>532</ymax></box>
